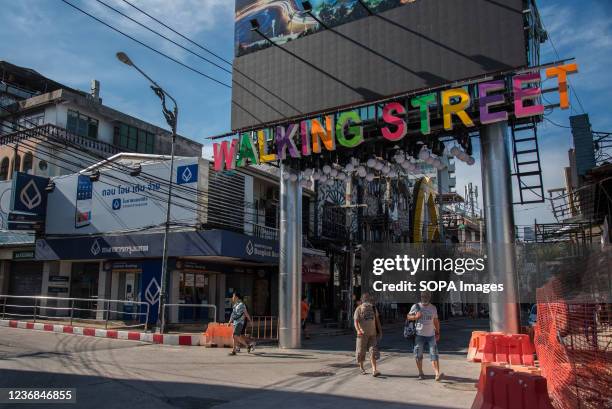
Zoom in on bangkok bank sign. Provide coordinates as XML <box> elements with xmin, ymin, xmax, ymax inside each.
<box><xmin>213</xmin><ymin>63</ymin><xmax>578</xmax><ymax>171</ymax></box>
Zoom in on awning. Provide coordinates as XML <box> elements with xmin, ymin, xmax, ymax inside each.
<box><xmin>36</xmin><ymin>229</ymin><xmax>279</xmax><ymax>264</ymax></box>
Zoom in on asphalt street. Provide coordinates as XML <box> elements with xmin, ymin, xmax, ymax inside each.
<box><xmin>0</xmin><ymin>319</ymin><xmax>487</xmax><ymax>409</ymax></box>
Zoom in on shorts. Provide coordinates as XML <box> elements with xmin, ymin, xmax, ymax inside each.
<box><xmin>356</xmin><ymin>334</ymin><xmax>380</xmax><ymax>363</ymax></box>
<box><xmin>414</xmin><ymin>335</ymin><xmax>439</xmax><ymax>361</ymax></box>
<box><xmin>233</xmin><ymin>322</ymin><xmax>244</xmax><ymax>337</ymax></box>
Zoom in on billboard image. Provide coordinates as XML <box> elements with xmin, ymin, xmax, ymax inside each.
<box><xmin>231</xmin><ymin>0</ymin><xmax>527</xmax><ymax>130</ymax></box>
<box><xmin>235</xmin><ymin>0</ymin><xmax>411</xmax><ymax>56</ymax></box>
<box><xmin>75</xmin><ymin>174</ymin><xmax>93</xmax><ymax>228</ymax></box>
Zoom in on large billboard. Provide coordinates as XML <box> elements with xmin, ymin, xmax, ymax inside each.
<box><xmin>231</xmin><ymin>0</ymin><xmax>527</xmax><ymax>130</ymax></box>
<box><xmin>235</xmin><ymin>0</ymin><xmax>411</xmax><ymax>57</ymax></box>
<box><xmin>45</xmin><ymin>157</ymin><xmax>208</xmax><ymax>235</ymax></box>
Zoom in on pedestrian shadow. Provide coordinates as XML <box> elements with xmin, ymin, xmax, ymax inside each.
<box><xmin>437</xmin><ymin>375</ymin><xmax>478</xmax><ymax>384</ymax></box>
<box><xmin>251</xmin><ymin>352</ymin><xmax>317</xmax><ymax>360</ymax></box>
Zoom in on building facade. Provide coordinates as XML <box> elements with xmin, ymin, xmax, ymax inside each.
<box><xmin>0</xmin><ymin>61</ymin><xmax>203</xmax><ymax>308</ymax></box>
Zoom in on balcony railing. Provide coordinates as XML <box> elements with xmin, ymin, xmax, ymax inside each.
<box><xmin>0</xmin><ymin>123</ymin><xmax>121</xmax><ymax>156</ymax></box>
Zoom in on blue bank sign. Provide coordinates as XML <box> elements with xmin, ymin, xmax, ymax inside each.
<box><xmin>36</xmin><ymin>229</ymin><xmax>279</xmax><ymax>264</ymax></box>
<box><xmin>10</xmin><ymin>172</ymin><xmax>49</xmax><ymax>216</ymax></box>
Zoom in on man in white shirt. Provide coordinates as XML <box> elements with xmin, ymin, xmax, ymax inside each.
<box><xmin>407</xmin><ymin>291</ymin><xmax>443</xmax><ymax>381</ymax></box>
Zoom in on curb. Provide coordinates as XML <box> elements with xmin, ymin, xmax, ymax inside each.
<box><xmin>0</xmin><ymin>319</ymin><xmax>201</xmax><ymax>346</ymax></box>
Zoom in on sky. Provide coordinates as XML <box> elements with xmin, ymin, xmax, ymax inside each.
<box><xmin>1</xmin><ymin>0</ymin><xmax>611</xmax><ymax>228</ymax></box>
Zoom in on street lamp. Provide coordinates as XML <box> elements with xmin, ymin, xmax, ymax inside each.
<box><xmin>116</xmin><ymin>51</ymin><xmax>178</xmax><ymax>334</ymax></box>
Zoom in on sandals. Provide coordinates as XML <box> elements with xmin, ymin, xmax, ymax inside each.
<box><xmin>247</xmin><ymin>343</ymin><xmax>256</xmax><ymax>353</ymax></box>
<box><xmin>435</xmin><ymin>373</ymin><xmax>445</xmax><ymax>382</ymax></box>
<box><xmin>417</xmin><ymin>373</ymin><xmax>425</xmax><ymax>380</ymax></box>
<box><xmin>372</xmin><ymin>371</ymin><xmax>381</xmax><ymax>377</ymax></box>
<box><xmin>360</xmin><ymin>368</ymin><xmax>367</xmax><ymax>375</ymax></box>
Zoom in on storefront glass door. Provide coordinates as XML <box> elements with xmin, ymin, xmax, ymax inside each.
<box><xmin>179</xmin><ymin>272</ymin><xmax>210</xmax><ymax>322</ymax></box>
<box><xmin>70</xmin><ymin>262</ymin><xmax>99</xmax><ymax>318</ymax></box>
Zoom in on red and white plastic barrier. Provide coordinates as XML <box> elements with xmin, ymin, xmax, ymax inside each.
<box><xmin>472</xmin><ymin>364</ymin><xmax>555</xmax><ymax>409</ymax></box>
<box><xmin>0</xmin><ymin>319</ymin><xmax>201</xmax><ymax>346</ymax></box>
<box><xmin>468</xmin><ymin>331</ymin><xmax>535</xmax><ymax>366</ymax></box>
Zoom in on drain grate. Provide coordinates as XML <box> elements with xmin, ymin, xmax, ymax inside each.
<box><xmin>297</xmin><ymin>371</ymin><xmax>335</xmax><ymax>377</ymax></box>
<box><xmin>164</xmin><ymin>396</ymin><xmax>228</xmax><ymax>409</ymax></box>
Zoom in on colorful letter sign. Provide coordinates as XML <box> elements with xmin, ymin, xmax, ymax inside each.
<box><xmin>213</xmin><ymin>63</ymin><xmax>579</xmax><ymax>171</ymax></box>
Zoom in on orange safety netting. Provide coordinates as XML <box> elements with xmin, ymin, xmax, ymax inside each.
<box><xmin>534</xmin><ymin>256</ymin><xmax>612</xmax><ymax>409</ymax></box>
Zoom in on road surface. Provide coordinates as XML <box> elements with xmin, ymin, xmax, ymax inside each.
<box><xmin>0</xmin><ymin>319</ymin><xmax>486</xmax><ymax>409</ymax></box>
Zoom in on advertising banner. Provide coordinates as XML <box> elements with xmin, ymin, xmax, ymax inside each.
<box><xmin>302</xmin><ymin>248</ymin><xmax>330</xmax><ymax>283</ymax></box>
<box><xmin>235</xmin><ymin>0</ymin><xmax>408</xmax><ymax>57</ymax></box>
<box><xmin>45</xmin><ymin>157</ymin><xmax>203</xmax><ymax>235</ymax></box>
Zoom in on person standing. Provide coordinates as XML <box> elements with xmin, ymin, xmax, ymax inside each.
<box><xmin>407</xmin><ymin>291</ymin><xmax>443</xmax><ymax>381</ymax></box>
<box><xmin>354</xmin><ymin>293</ymin><xmax>382</xmax><ymax>377</ymax></box>
<box><xmin>227</xmin><ymin>292</ymin><xmax>255</xmax><ymax>355</ymax></box>
<box><xmin>301</xmin><ymin>297</ymin><xmax>310</xmax><ymax>339</ymax></box>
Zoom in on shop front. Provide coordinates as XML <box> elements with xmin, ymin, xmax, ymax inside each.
<box><xmin>168</xmin><ymin>259</ymin><xmax>275</xmax><ymax>324</ymax></box>
<box><xmin>302</xmin><ymin>248</ymin><xmax>331</xmax><ymax>324</ymax></box>
<box><xmin>36</xmin><ymin>229</ymin><xmax>279</xmax><ymax>325</ymax></box>
<box><xmin>0</xmin><ymin>246</ymin><xmax>45</xmax><ymax>316</ymax></box>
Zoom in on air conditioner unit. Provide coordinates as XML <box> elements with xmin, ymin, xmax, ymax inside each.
<box><xmin>266</xmin><ymin>187</ymin><xmax>279</xmax><ymax>201</ymax></box>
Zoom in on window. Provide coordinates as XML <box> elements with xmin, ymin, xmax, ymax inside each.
<box><xmin>66</xmin><ymin>109</ymin><xmax>98</xmax><ymax>139</ymax></box>
<box><xmin>12</xmin><ymin>154</ymin><xmax>20</xmax><ymax>174</ymax></box>
<box><xmin>17</xmin><ymin>112</ymin><xmax>45</xmax><ymax>129</ymax></box>
<box><xmin>114</xmin><ymin>124</ymin><xmax>156</xmax><ymax>153</ymax></box>
<box><xmin>0</xmin><ymin>157</ymin><xmax>9</xmax><ymax>180</ymax></box>
<box><xmin>23</xmin><ymin>152</ymin><xmax>33</xmax><ymax>174</ymax></box>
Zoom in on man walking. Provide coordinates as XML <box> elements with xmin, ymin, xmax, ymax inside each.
<box><xmin>228</xmin><ymin>292</ymin><xmax>255</xmax><ymax>355</ymax></box>
<box><xmin>354</xmin><ymin>293</ymin><xmax>382</xmax><ymax>377</ymax></box>
<box><xmin>407</xmin><ymin>291</ymin><xmax>443</xmax><ymax>381</ymax></box>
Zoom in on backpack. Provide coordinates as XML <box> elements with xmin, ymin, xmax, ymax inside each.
<box><xmin>403</xmin><ymin>303</ymin><xmax>421</xmax><ymax>339</ymax></box>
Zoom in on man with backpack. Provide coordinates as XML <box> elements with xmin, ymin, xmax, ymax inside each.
<box><xmin>407</xmin><ymin>291</ymin><xmax>443</xmax><ymax>381</ymax></box>
<box><xmin>354</xmin><ymin>293</ymin><xmax>382</xmax><ymax>377</ymax></box>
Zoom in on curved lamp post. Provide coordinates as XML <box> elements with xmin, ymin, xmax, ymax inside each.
<box><xmin>116</xmin><ymin>51</ymin><xmax>177</xmax><ymax>334</ymax></box>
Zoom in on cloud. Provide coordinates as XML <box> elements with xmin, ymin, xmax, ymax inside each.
<box><xmin>87</xmin><ymin>0</ymin><xmax>235</xmax><ymax>62</ymax></box>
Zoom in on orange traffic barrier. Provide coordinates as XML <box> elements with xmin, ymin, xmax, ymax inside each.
<box><xmin>516</xmin><ymin>334</ymin><xmax>535</xmax><ymax>366</ymax></box>
<box><xmin>471</xmin><ymin>365</ymin><xmax>513</xmax><ymax>409</ymax></box>
<box><xmin>494</xmin><ymin>334</ymin><xmax>510</xmax><ymax>364</ymax></box>
<box><xmin>467</xmin><ymin>331</ymin><xmax>488</xmax><ymax>362</ymax></box>
<box><xmin>515</xmin><ymin>372</ymin><xmax>555</xmax><ymax>409</ymax></box>
<box><xmin>468</xmin><ymin>332</ymin><xmax>536</xmax><ymax>366</ymax></box>
<box><xmin>482</xmin><ymin>333</ymin><xmax>498</xmax><ymax>363</ymax></box>
<box><xmin>472</xmin><ymin>364</ymin><xmax>555</xmax><ymax>409</ymax></box>
<box><xmin>201</xmin><ymin>323</ymin><xmax>234</xmax><ymax>348</ymax></box>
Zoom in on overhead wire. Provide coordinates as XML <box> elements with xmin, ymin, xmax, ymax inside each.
<box><xmin>539</xmin><ymin>11</ymin><xmax>586</xmax><ymax>114</ymax></box>
<box><xmin>0</xmin><ymin>120</ymin><xmax>270</xmax><ymax>228</ymax></box>
<box><xmin>60</xmin><ymin>0</ymin><xmax>296</xmax><ymax>122</ymax></box>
